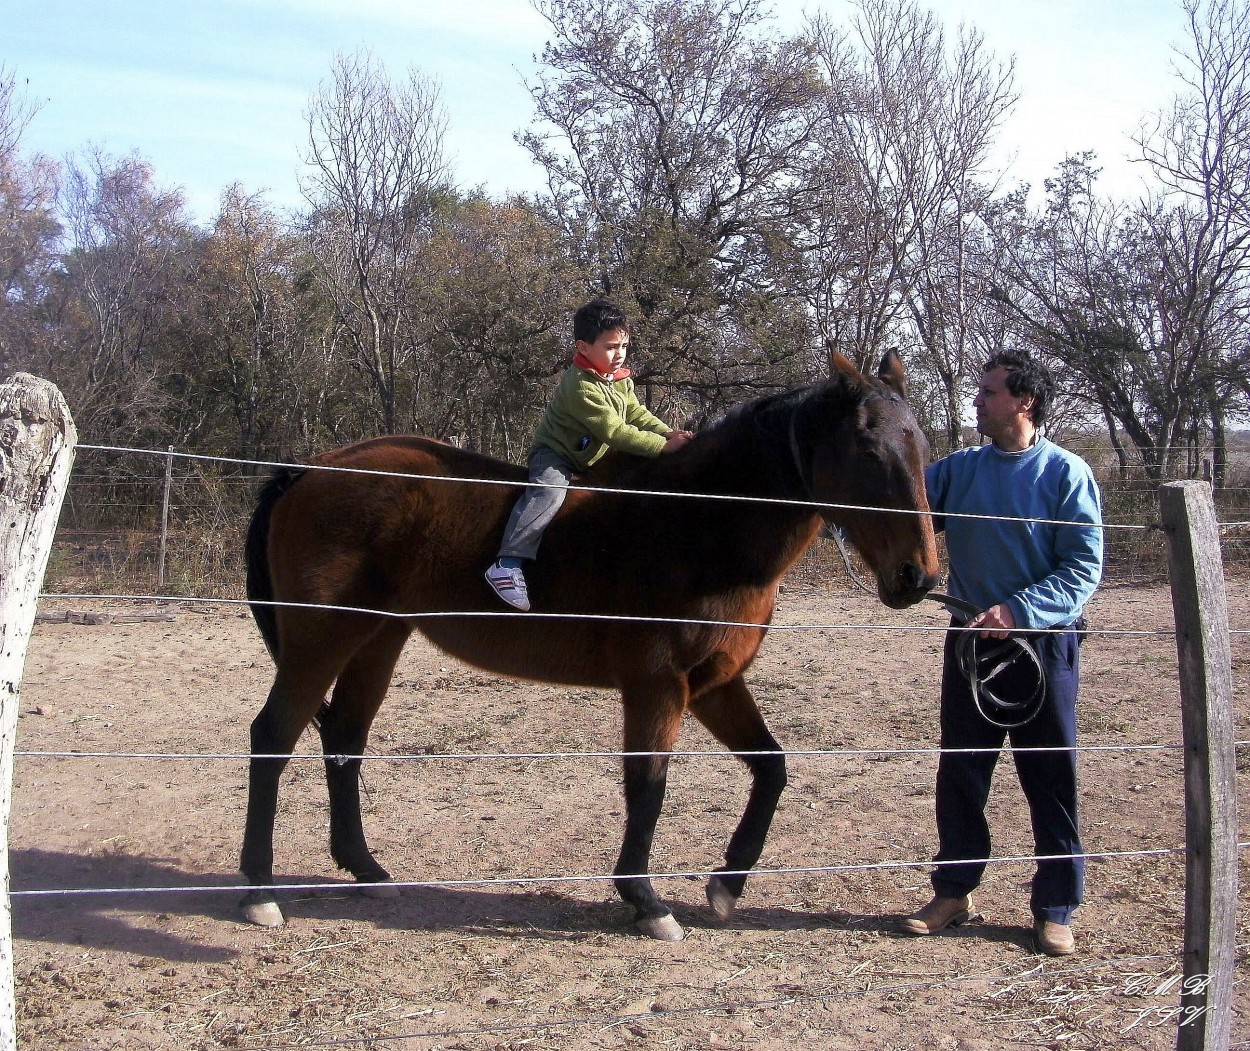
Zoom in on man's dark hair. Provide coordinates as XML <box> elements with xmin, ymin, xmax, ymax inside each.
<box><xmin>983</xmin><ymin>349</ymin><xmax>1054</xmax><ymax>427</ymax></box>
<box><xmin>573</xmin><ymin>298</ymin><xmax>629</xmax><ymax>344</ymax></box>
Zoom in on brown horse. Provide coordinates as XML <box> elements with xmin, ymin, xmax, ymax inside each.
<box><xmin>240</xmin><ymin>352</ymin><xmax>939</xmax><ymax>940</ymax></box>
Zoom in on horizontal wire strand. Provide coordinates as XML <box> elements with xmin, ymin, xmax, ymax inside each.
<box><xmin>11</xmin><ymin>845</ymin><xmax>1197</xmax><ymax>900</ymax></box>
<box><xmin>16</xmin><ymin>742</ymin><xmax>1191</xmax><ymax>761</ymax></box>
<box><xmin>35</xmin><ymin>591</ymin><xmax>1182</xmax><ymax>636</ymax></box>
<box><xmin>75</xmin><ymin>442</ymin><xmax>1151</xmax><ymax>531</ymax></box>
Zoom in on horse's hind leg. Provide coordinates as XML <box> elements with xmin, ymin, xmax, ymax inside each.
<box><xmin>689</xmin><ymin>676</ymin><xmax>787</xmax><ymax>921</ymax></box>
<box><xmin>614</xmin><ymin>680</ymin><xmax>688</xmax><ymax>941</ymax></box>
<box><xmin>240</xmin><ymin>614</ymin><xmax>381</xmax><ymax>926</ymax></box>
<box><xmin>240</xmin><ymin>656</ymin><xmax>341</xmax><ymax>926</ymax></box>
<box><xmin>318</xmin><ymin>620</ymin><xmax>411</xmax><ymax>894</ymax></box>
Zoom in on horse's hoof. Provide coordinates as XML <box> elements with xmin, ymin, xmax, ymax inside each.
<box><xmin>242</xmin><ymin>899</ymin><xmax>285</xmax><ymax>927</ymax></box>
<box><xmin>706</xmin><ymin>876</ymin><xmax>738</xmax><ymax>921</ymax></box>
<box><xmin>358</xmin><ymin>879</ymin><xmax>400</xmax><ymax>899</ymax></box>
<box><xmin>635</xmin><ymin>914</ymin><xmax>686</xmax><ymax>941</ymax></box>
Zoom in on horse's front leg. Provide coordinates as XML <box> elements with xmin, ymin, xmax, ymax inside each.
<box><xmin>689</xmin><ymin>676</ymin><xmax>787</xmax><ymax>921</ymax></box>
<box><xmin>614</xmin><ymin>682</ymin><xmax>687</xmax><ymax>941</ymax></box>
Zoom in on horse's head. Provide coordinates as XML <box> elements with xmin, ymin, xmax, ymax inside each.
<box><xmin>802</xmin><ymin>351</ymin><xmax>940</xmax><ymax>609</ymax></box>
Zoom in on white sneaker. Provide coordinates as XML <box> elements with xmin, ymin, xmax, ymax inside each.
<box><xmin>485</xmin><ymin>561</ymin><xmax>530</xmax><ymax>611</ymax></box>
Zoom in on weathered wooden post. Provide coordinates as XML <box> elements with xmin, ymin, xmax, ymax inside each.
<box><xmin>0</xmin><ymin>374</ymin><xmax>77</xmax><ymax>1051</ymax></box>
<box><xmin>158</xmin><ymin>445</ymin><xmax>173</xmax><ymax>588</ymax></box>
<box><xmin>1159</xmin><ymin>480</ymin><xmax>1237</xmax><ymax>1051</ymax></box>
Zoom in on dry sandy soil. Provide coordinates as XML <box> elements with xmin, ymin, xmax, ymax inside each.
<box><xmin>10</xmin><ymin>582</ymin><xmax>1249</xmax><ymax>1050</ymax></box>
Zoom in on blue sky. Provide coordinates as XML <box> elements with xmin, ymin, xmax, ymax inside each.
<box><xmin>5</xmin><ymin>0</ymin><xmax>1189</xmax><ymax>224</ymax></box>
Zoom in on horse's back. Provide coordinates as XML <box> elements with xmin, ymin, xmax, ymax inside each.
<box><xmin>264</xmin><ymin>436</ymin><xmax>521</xmax><ymax>611</ymax></box>
<box><xmin>314</xmin><ymin>435</ymin><xmax>524</xmax><ymax>484</ymax></box>
<box><xmin>298</xmin><ymin>435</ymin><xmax>524</xmax><ymax>514</ymax></box>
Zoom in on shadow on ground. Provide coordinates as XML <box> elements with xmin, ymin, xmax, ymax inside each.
<box><xmin>11</xmin><ymin>846</ymin><xmax>1042</xmax><ymax>962</ymax></box>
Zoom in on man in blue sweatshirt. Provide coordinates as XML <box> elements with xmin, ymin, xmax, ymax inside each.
<box><xmin>900</xmin><ymin>350</ymin><xmax>1103</xmax><ymax>956</ymax></box>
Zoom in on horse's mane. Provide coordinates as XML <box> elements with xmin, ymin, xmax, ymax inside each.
<box><xmin>707</xmin><ymin>381</ymin><xmax>821</xmax><ymax>434</ymax></box>
<box><xmin>338</xmin><ymin>369</ymin><xmax>875</xmax><ymax>490</ymax></box>
<box><xmin>589</xmin><ymin>369</ymin><xmax>870</xmax><ymax>489</ymax></box>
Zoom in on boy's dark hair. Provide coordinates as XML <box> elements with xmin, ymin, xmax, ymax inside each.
<box><xmin>983</xmin><ymin>349</ymin><xmax>1054</xmax><ymax>427</ymax></box>
<box><xmin>573</xmin><ymin>298</ymin><xmax>629</xmax><ymax>344</ymax></box>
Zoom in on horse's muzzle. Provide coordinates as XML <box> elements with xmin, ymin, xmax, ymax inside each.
<box><xmin>879</xmin><ymin>561</ymin><xmax>938</xmax><ymax>609</ymax></box>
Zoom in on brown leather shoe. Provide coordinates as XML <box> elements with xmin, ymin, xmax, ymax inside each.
<box><xmin>1034</xmin><ymin>920</ymin><xmax>1076</xmax><ymax>956</ymax></box>
<box><xmin>898</xmin><ymin>894</ymin><xmax>972</xmax><ymax>936</ymax></box>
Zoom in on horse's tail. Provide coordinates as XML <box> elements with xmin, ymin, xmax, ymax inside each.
<box><xmin>246</xmin><ymin>467</ymin><xmax>305</xmax><ymax>661</ymax></box>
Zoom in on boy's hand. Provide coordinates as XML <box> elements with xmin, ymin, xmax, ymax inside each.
<box><xmin>662</xmin><ymin>430</ymin><xmax>694</xmax><ymax>452</ymax></box>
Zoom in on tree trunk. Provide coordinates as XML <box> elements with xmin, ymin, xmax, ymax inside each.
<box><xmin>1101</xmin><ymin>404</ymin><xmax>1129</xmax><ymax>474</ymax></box>
<box><xmin>1208</xmin><ymin>389</ymin><xmax>1227</xmax><ymax>490</ymax></box>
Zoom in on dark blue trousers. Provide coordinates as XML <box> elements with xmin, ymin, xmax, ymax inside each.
<box><xmin>931</xmin><ymin>623</ymin><xmax>1085</xmax><ymax>924</ymax></box>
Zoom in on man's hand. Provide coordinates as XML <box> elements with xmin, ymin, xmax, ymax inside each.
<box><xmin>662</xmin><ymin>430</ymin><xmax>694</xmax><ymax>452</ymax></box>
<box><xmin>967</xmin><ymin>603</ymin><xmax>1016</xmax><ymax>639</ymax></box>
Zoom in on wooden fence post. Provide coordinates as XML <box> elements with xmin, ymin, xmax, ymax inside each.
<box><xmin>0</xmin><ymin>374</ymin><xmax>76</xmax><ymax>1051</ymax></box>
<box><xmin>1159</xmin><ymin>480</ymin><xmax>1237</xmax><ymax>1051</ymax></box>
<box><xmin>158</xmin><ymin>445</ymin><xmax>173</xmax><ymax>588</ymax></box>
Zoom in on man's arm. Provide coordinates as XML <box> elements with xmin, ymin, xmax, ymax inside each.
<box><xmin>1004</xmin><ymin>462</ymin><xmax>1104</xmax><ymax>631</ymax></box>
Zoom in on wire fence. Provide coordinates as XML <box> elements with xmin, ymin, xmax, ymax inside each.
<box><xmin>7</xmin><ymin>847</ymin><xmax>1198</xmax><ymax>901</ymax></box>
<box><xmin>26</xmin><ymin>440</ymin><xmax>1237</xmax><ymax>890</ymax></box>
<box><xmin>17</xmin><ymin>437</ymin><xmax>1248</xmax><ymax>1049</ymax></box>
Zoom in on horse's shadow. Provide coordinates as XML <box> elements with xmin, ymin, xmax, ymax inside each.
<box><xmin>12</xmin><ymin>847</ymin><xmax>243</xmax><ymax>962</ymax></box>
<box><xmin>10</xmin><ymin>848</ymin><xmax>1032</xmax><ymax>958</ymax></box>
<box><xmin>11</xmin><ymin>846</ymin><xmax>657</xmax><ymax>960</ymax></box>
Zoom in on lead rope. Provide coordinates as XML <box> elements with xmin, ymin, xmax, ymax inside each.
<box><xmin>823</xmin><ymin>524</ymin><xmax>1046</xmax><ymax>729</ymax></box>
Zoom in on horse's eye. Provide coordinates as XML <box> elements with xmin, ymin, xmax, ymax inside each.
<box><xmin>860</xmin><ymin>441</ymin><xmax>885</xmax><ymax>462</ymax></box>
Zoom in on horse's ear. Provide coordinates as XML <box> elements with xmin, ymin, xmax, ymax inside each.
<box><xmin>830</xmin><ymin>351</ymin><xmax>861</xmax><ymax>381</ymax></box>
<box><xmin>877</xmin><ymin>349</ymin><xmax>907</xmax><ymax>397</ymax></box>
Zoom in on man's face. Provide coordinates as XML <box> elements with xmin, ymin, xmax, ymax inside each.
<box><xmin>973</xmin><ymin>367</ymin><xmax>1033</xmax><ymax>444</ymax></box>
<box><xmin>578</xmin><ymin>327</ymin><xmax>629</xmax><ymax>374</ymax></box>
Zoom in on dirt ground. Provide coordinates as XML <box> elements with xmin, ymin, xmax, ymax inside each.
<box><xmin>10</xmin><ymin>582</ymin><xmax>1249</xmax><ymax>1050</ymax></box>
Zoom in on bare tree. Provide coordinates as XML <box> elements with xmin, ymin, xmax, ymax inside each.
<box><xmin>50</xmin><ymin>147</ymin><xmax>192</xmax><ymax>443</ymax></box>
<box><xmin>412</xmin><ymin>193</ymin><xmax>584</xmax><ymax>459</ymax></box>
<box><xmin>0</xmin><ymin>68</ymin><xmax>59</xmax><ymax>380</ymax></box>
<box><xmin>175</xmin><ymin>185</ymin><xmax>346</xmax><ymax>460</ymax></box>
<box><xmin>1134</xmin><ymin>0</ymin><xmax>1250</xmax><ymax>484</ymax></box>
<box><xmin>987</xmin><ymin>154</ymin><xmax>1245</xmax><ymax>481</ymax></box>
<box><xmin>301</xmin><ymin>49</ymin><xmax>451</xmax><ymax>434</ymax></box>
<box><xmin>802</xmin><ymin>0</ymin><xmax>1016</xmax><ymax>444</ymax></box>
<box><xmin>0</xmin><ymin>65</ymin><xmax>40</xmax><ymax>164</ymax></box>
<box><xmin>1141</xmin><ymin>0</ymin><xmax>1250</xmax><ymax>225</ymax></box>
<box><xmin>523</xmin><ymin>0</ymin><xmax>823</xmax><ymax>417</ymax></box>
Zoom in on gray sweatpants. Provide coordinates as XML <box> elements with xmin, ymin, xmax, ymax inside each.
<box><xmin>497</xmin><ymin>446</ymin><xmax>576</xmax><ymax>562</ymax></box>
